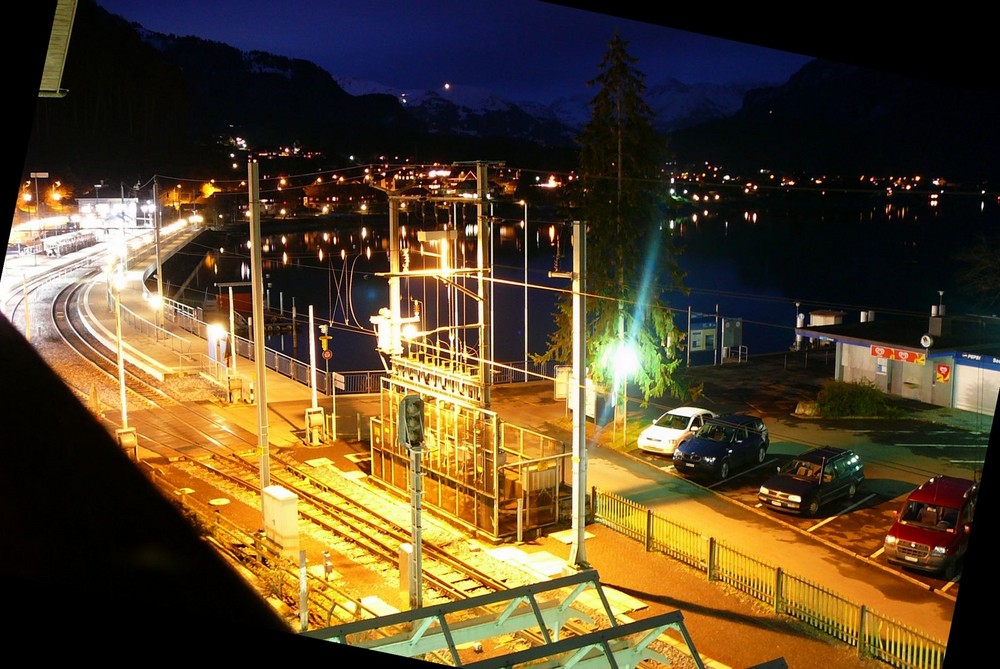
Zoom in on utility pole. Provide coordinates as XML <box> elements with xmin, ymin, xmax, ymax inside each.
<box><xmin>476</xmin><ymin>161</ymin><xmax>491</xmax><ymax>408</ymax></box>
<box><xmin>552</xmin><ymin>220</ymin><xmax>588</xmax><ymax>568</ymax></box>
<box><xmin>248</xmin><ymin>160</ymin><xmax>271</xmax><ymax>508</ymax></box>
<box><xmin>153</xmin><ymin>178</ymin><xmax>164</xmax><ymax>330</ymax></box>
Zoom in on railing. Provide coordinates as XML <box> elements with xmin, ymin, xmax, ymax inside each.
<box><xmin>723</xmin><ymin>345</ymin><xmax>749</xmax><ymax>362</ymax></box>
<box><xmin>161</xmin><ymin>300</ymin><xmax>554</xmax><ymax>397</ymax></box>
<box><xmin>593</xmin><ymin>487</ymin><xmax>947</xmax><ymax>669</ymax></box>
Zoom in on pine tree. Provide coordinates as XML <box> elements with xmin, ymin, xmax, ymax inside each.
<box><xmin>538</xmin><ymin>32</ymin><xmax>693</xmax><ymax>410</ymax></box>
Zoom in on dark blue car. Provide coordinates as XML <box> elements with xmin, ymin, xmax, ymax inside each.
<box><xmin>672</xmin><ymin>414</ymin><xmax>770</xmax><ymax>480</ymax></box>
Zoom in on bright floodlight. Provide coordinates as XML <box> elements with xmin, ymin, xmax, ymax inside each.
<box><xmin>612</xmin><ymin>341</ymin><xmax>639</xmax><ymax>383</ymax></box>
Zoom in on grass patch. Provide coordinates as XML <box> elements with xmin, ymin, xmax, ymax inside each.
<box><xmin>816</xmin><ymin>379</ymin><xmax>905</xmax><ymax>418</ymax></box>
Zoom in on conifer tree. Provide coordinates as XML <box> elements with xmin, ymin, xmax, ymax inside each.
<box><xmin>538</xmin><ymin>32</ymin><xmax>692</xmax><ymax>409</ymax></box>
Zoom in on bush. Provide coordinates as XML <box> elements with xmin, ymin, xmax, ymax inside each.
<box><xmin>816</xmin><ymin>379</ymin><xmax>904</xmax><ymax>418</ymax></box>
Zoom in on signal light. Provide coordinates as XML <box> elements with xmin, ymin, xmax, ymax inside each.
<box><xmin>398</xmin><ymin>394</ymin><xmax>425</xmax><ymax>447</ymax></box>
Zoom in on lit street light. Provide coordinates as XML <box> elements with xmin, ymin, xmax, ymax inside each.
<box><xmin>610</xmin><ymin>340</ymin><xmax>639</xmax><ymax>447</ymax></box>
<box><xmin>30</xmin><ymin>171</ymin><xmax>48</xmax><ymax>221</ymax></box>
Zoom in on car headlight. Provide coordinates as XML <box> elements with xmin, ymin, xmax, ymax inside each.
<box><xmin>787</xmin><ymin>494</ymin><xmax>802</xmax><ymax>503</ymax></box>
<box><xmin>932</xmin><ymin>545</ymin><xmax>949</xmax><ymax>556</ymax></box>
<box><xmin>759</xmin><ymin>486</ymin><xmax>770</xmax><ymax>495</ymax></box>
<box><xmin>884</xmin><ymin>535</ymin><xmax>898</xmax><ymax>545</ymax></box>
<box><xmin>702</xmin><ymin>455</ymin><xmax>716</xmax><ymax>464</ymax></box>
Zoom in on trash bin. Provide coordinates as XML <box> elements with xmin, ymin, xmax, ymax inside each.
<box><xmin>593</xmin><ymin>393</ymin><xmax>613</xmax><ymax>426</ymax></box>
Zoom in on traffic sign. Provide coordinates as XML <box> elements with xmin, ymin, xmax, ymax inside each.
<box><xmin>322</xmin><ymin>349</ymin><xmax>333</xmax><ymax>360</ymax></box>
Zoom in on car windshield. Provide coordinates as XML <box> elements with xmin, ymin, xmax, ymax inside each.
<box><xmin>659</xmin><ymin>413</ymin><xmax>689</xmax><ymax>430</ymax></box>
<box><xmin>900</xmin><ymin>501</ymin><xmax>960</xmax><ymax>530</ymax></box>
<box><xmin>699</xmin><ymin>423</ymin><xmax>733</xmax><ymax>442</ymax></box>
<box><xmin>783</xmin><ymin>459</ymin><xmax>821</xmax><ymax>480</ymax></box>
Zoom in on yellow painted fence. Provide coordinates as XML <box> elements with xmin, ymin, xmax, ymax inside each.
<box><xmin>594</xmin><ymin>487</ymin><xmax>947</xmax><ymax>669</ymax></box>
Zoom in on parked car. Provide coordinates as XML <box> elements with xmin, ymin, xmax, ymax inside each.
<box><xmin>882</xmin><ymin>474</ymin><xmax>978</xmax><ymax>579</ymax></box>
<box><xmin>637</xmin><ymin>406</ymin><xmax>715</xmax><ymax>456</ymax></box>
<box><xmin>672</xmin><ymin>414</ymin><xmax>769</xmax><ymax>479</ymax></box>
<box><xmin>757</xmin><ymin>446</ymin><xmax>864</xmax><ymax>517</ymax></box>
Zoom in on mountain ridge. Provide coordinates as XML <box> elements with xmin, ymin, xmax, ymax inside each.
<box><xmin>24</xmin><ymin>0</ymin><xmax>1000</xmax><ymax>190</ymax></box>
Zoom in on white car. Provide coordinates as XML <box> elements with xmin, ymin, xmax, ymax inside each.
<box><xmin>637</xmin><ymin>406</ymin><xmax>716</xmax><ymax>456</ymax></box>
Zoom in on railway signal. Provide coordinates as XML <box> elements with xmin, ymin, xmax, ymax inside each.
<box><xmin>398</xmin><ymin>394</ymin><xmax>425</xmax><ymax>448</ymax></box>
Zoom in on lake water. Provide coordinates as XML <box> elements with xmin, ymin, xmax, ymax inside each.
<box><xmin>177</xmin><ymin>188</ymin><xmax>1000</xmax><ymax>373</ymax></box>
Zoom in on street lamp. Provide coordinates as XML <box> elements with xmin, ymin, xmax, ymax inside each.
<box><xmin>608</xmin><ymin>339</ymin><xmax>639</xmax><ymax>447</ymax></box>
<box><xmin>520</xmin><ymin>199</ymin><xmax>528</xmax><ymax>382</ymax></box>
<box><xmin>110</xmin><ymin>266</ymin><xmax>138</xmax><ymax>459</ymax></box>
<box><xmin>144</xmin><ymin>199</ymin><xmax>165</xmax><ymax>330</ymax></box>
<box><xmin>30</xmin><ymin>171</ymin><xmax>48</xmax><ymax>222</ymax></box>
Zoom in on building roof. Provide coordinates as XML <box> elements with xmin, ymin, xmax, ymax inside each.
<box><xmin>795</xmin><ymin>313</ymin><xmax>1000</xmax><ymax>360</ymax></box>
<box><xmin>39</xmin><ymin>0</ymin><xmax>76</xmax><ymax>98</ymax></box>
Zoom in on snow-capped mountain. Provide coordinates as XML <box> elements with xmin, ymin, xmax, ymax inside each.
<box><xmin>335</xmin><ymin>75</ymin><xmax>757</xmax><ymax>144</ymax></box>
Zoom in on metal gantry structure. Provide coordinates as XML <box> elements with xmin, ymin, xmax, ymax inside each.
<box><xmin>368</xmin><ymin>162</ymin><xmax>577</xmax><ymax>547</ymax></box>
<box><xmin>303</xmin><ymin>569</ymin><xmax>708</xmax><ymax>669</ymax></box>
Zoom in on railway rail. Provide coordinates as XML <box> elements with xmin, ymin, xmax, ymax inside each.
<box><xmin>17</xmin><ymin>258</ymin><xmax>573</xmax><ymax>642</ymax></box>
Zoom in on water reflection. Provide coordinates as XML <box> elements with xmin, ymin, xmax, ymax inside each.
<box><xmin>178</xmin><ymin>189</ymin><xmax>998</xmax><ymax>372</ymax></box>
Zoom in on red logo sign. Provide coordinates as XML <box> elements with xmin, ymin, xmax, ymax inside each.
<box><xmin>869</xmin><ymin>345</ymin><xmax>925</xmax><ymax>365</ymax></box>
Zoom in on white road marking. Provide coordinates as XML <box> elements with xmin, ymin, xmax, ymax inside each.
<box><xmin>806</xmin><ymin>493</ymin><xmax>877</xmax><ymax>532</ymax></box>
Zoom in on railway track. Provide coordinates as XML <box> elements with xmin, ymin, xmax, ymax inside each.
<box><xmin>56</xmin><ymin>272</ymin><xmax>178</xmax><ymax>411</ymax></box>
<box><xmin>174</xmin><ymin>449</ymin><xmax>514</xmax><ymax>603</ymax></box>
<box><xmin>11</xmin><ymin>255</ymin><xmax>617</xmax><ymax>661</ymax></box>
<box><xmin>23</xmin><ymin>262</ymin><xmax>540</xmax><ymax>616</ymax></box>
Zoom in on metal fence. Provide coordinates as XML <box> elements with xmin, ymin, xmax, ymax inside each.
<box><xmin>160</xmin><ymin>297</ymin><xmax>556</xmax><ymax>401</ymax></box>
<box><xmin>594</xmin><ymin>487</ymin><xmax>947</xmax><ymax>669</ymax></box>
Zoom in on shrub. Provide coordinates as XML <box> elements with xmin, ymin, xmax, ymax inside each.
<box><xmin>816</xmin><ymin>379</ymin><xmax>903</xmax><ymax>418</ymax></box>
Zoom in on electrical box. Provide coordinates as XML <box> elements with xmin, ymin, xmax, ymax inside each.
<box><xmin>305</xmin><ymin>406</ymin><xmax>325</xmax><ymax>445</ymax></box>
<box><xmin>263</xmin><ymin>485</ymin><xmax>299</xmax><ymax>556</ymax></box>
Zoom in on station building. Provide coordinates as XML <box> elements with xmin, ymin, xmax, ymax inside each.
<box><xmin>794</xmin><ymin>304</ymin><xmax>1000</xmax><ymax>417</ymax></box>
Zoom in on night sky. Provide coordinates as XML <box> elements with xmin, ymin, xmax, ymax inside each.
<box><xmin>94</xmin><ymin>0</ymin><xmax>814</xmax><ymax>104</ymax></box>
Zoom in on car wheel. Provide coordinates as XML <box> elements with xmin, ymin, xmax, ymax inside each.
<box><xmin>847</xmin><ymin>482</ymin><xmax>858</xmax><ymax>499</ymax></box>
<box><xmin>943</xmin><ymin>558</ymin><xmax>960</xmax><ymax>581</ymax></box>
<box><xmin>719</xmin><ymin>461</ymin><xmax>730</xmax><ymax>479</ymax></box>
<box><xmin>806</xmin><ymin>498</ymin><xmax>821</xmax><ymax>516</ymax></box>
<box><xmin>756</xmin><ymin>446</ymin><xmax>766</xmax><ymax>464</ymax></box>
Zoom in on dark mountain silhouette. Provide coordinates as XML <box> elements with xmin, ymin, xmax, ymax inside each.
<box><xmin>23</xmin><ymin>0</ymin><xmax>579</xmax><ymax>191</ymax></box>
<box><xmin>668</xmin><ymin>59</ymin><xmax>1000</xmax><ymax>185</ymax></box>
<box><xmin>23</xmin><ymin>0</ymin><xmax>1000</xmax><ymax>194</ymax></box>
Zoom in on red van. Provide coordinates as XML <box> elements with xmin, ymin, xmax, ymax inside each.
<box><xmin>882</xmin><ymin>474</ymin><xmax>978</xmax><ymax>579</ymax></box>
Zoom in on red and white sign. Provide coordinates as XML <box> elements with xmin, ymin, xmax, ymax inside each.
<box><xmin>870</xmin><ymin>345</ymin><xmax>926</xmax><ymax>365</ymax></box>
<box><xmin>936</xmin><ymin>364</ymin><xmax>952</xmax><ymax>383</ymax></box>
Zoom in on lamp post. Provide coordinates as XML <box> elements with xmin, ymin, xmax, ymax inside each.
<box><xmin>612</xmin><ymin>341</ymin><xmax>639</xmax><ymax>448</ymax></box>
<box><xmin>144</xmin><ymin>195</ymin><xmax>165</xmax><ymax>331</ymax></box>
<box><xmin>520</xmin><ymin>199</ymin><xmax>528</xmax><ymax>382</ymax></box>
<box><xmin>30</xmin><ymin>172</ymin><xmax>48</xmax><ymax>222</ymax></box>
<box><xmin>216</xmin><ymin>281</ymin><xmax>251</xmax><ymax>403</ymax></box>
<box><xmin>110</xmin><ymin>266</ymin><xmax>138</xmax><ymax>459</ymax></box>
<box><xmin>114</xmin><ymin>274</ymin><xmax>128</xmax><ymax>430</ymax></box>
